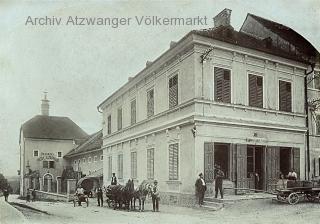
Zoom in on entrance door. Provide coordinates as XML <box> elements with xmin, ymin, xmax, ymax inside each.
<box><xmin>266</xmin><ymin>146</ymin><xmax>280</xmax><ymax>192</ymax></box>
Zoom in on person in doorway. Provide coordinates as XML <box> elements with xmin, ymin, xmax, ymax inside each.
<box><xmin>287</xmin><ymin>169</ymin><xmax>297</xmax><ymax>181</ymax></box>
<box><xmin>96</xmin><ymin>186</ymin><xmax>103</xmax><ymax>207</ymax></box>
<box><xmin>26</xmin><ymin>189</ymin><xmax>31</xmax><ymax>202</ymax></box>
<box><xmin>31</xmin><ymin>189</ymin><xmax>36</xmax><ymax>202</ymax></box>
<box><xmin>151</xmin><ymin>180</ymin><xmax>160</xmax><ymax>212</ymax></box>
<box><xmin>195</xmin><ymin>173</ymin><xmax>207</xmax><ymax>206</ymax></box>
<box><xmin>3</xmin><ymin>188</ymin><xmax>9</xmax><ymax>202</ymax></box>
<box><xmin>214</xmin><ymin>165</ymin><xmax>224</xmax><ymax>199</ymax></box>
<box><xmin>254</xmin><ymin>171</ymin><xmax>260</xmax><ymax>193</ymax></box>
<box><xmin>111</xmin><ymin>173</ymin><xmax>117</xmax><ymax>185</ymax></box>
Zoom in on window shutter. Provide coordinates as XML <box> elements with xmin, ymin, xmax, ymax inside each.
<box><xmin>249</xmin><ymin>74</ymin><xmax>263</xmax><ymax>108</ymax></box>
<box><xmin>131</xmin><ymin>100</ymin><xmax>136</xmax><ymax>125</ymax></box>
<box><xmin>169</xmin><ymin>75</ymin><xmax>178</xmax><ymax>108</ymax></box>
<box><xmin>147</xmin><ymin>89</ymin><xmax>154</xmax><ymax>117</ymax></box>
<box><xmin>117</xmin><ymin>108</ymin><xmax>122</xmax><ymax>130</ymax></box>
<box><xmin>214</xmin><ymin>67</ymin><xmax>231</xmax><ymax>103</ymax></box>
<box><xmin>169</xmin><ymin>143</ymin><xmax>179</xmax><ymax>180</ymax></box>
<box><xmin>279</xmin><ymin>81</ymin><xmax>292</xmax><ymax>112</ymax></box>
<box><xmin>107</xmin><ymin>115</ymin><xmax>111</xmax><ymax>134</ymax></box>
<box><xmin>147</xmin><ymin>148</ymin><xmax>154</xmax><ymax>180</ymax></box>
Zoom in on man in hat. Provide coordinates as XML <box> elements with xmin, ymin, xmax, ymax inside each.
<box><xmin>111</xmin><ymin>173</ymin><xmax>117</xmax><ymax>185</ymax></box>
<box><xmin>151</xmin><ymin>180</ymin><xmax>160</xmax><ymax>212</ymax></box>
<box><xmin>195</xmin><ymin>173</ymin><xmax>206</xmax><ymax>206</ymax></box>
<box><xmin>96</xmin><ymin>185</ymin><xmax>104</xmax><ymax>207</ymax></box>
<box><xmin>214</xmin><ymin>165</ymin><xmax>224</xmax><ymax>199</ymax></box>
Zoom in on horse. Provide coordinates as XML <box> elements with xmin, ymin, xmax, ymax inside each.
<box><xmin>130</xmin><ymin>180</ymin><xmax>153</xmax><ymax>211</ymax></box>
<box><xmin>105</xmin><ymin>179</ymin><xmax>135</xmax><ymax>211</ymax></box>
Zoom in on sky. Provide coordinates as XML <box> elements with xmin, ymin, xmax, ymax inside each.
<box><xmin>0</xmin><ymin>0</ymin><xmax>319</xmax><ymax>177</ymax></box>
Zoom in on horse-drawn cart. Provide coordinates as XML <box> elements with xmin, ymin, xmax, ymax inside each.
<box><xmin>274</xmin><ymin>180</ymin><xmax>320</xmax><ymax>205</ymax></box>
<box><xmin>73</xmin><ymin>194</ymin><xmax>89</xmax><ymax>207</ymax></box>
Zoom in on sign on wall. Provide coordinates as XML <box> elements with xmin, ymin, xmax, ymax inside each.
<box><xmin>37</xmin><ymin>152</ymin><xmax>59</xmax><ymax>162</ymax></box>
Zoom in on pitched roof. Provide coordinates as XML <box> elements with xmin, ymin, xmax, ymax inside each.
<box><xmin>21</xmin><ymin>115</ymin><xmax>88</xmax><ymax>140</ymax></box>
<box><xmin>64</xmin><ymin>130</ymin><xmax>102</xmax><ymax>157</ymax></box>
<box><xmin>192</xmin><ymin>24</ymin><xmax>319</xmax><ymax>64</ymax></box>
<box><xmin>246</xmin><ymin>14</ymin><xmax>318</xmax><ymax>59</ymax></box>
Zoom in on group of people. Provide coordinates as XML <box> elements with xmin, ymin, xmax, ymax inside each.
<box><xmin>75</xmin><ymin>172</ymin><xmax>160</xmax><ymax>212</ymax></box>
<box><xmin>26</xmin><ymin>188</ymin><xmax>36</xmax><ymax>202</ymax></box>
<box><xmin>195</xmin><ymin>164</ymin><xmax>224</xmax><ymax>206</ymax></box>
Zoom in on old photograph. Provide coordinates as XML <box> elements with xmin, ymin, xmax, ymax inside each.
<box><xmin>0</xmin><ymin>0</ymin><xmax>320</xmax><ymax>223</ymax></box>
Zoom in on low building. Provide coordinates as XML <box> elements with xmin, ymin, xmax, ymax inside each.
<box><xmin>19</xmin><ymin>93</ymin><xmax>89</xmax><ymax>196</ymax></box>
<box><xmin>64</xmin><ymin>130</ymin><xmax>103</xmax><ymax>190</ymax></box>
<box><xmin>97</xmin><ymin>9</ymin><xmax>319</xmax><ymax>206</ymax></box>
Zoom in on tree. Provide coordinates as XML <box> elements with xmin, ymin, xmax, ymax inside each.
<box><xmin>0</xmin><ymin>173</ymin><xmax>9</xmax><ymax>191</ymax></box>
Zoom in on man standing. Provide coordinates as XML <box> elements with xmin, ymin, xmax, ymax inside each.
<box><xmin>3</xmin><ymin>188</ymin><xmax>9</xmax><ymax>202</ymax></box>
<box><xmin>195</xmin><ymin>173</ymin><xmax>206</xmax><ymax>206</ymax></box>
<box><xmin>111</xmin><ymin>173</ymin><xmax>117</xmax><ymax>185</ymax></box>
<box><xmin>96</xmin><ymin>186</ymin><xmax>103</xmax><ymax>207</ymax></box>
<box><xmin>214</xmin><ymin>165</ymin><xmax>224</xmax><ymax>199</ymax></box>
<box><xmin>151</xmin><ymin>180</ymin><xmax>160</xmax><ymax>212</ymax></box>
<box><xmin>32</xmin><ymin>189</ymin><xmax>36</xmax><ymax>202</ymax></box>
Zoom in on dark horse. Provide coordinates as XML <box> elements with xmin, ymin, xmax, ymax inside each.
<box><xmin>130</xmin><ymin>180</ymin><xmax>153</xmax><ymax>211</ymax></box>
<box><xmin>106</xmin><ymin>179</ymin><xmax>135</xmax><ymax>211</ymax></box>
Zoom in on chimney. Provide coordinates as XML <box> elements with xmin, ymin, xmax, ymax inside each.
<box><xmin>146</xmin><ymin>61</ymin><xmax>153</xmax><ymax>67</ymax></box>
<box><xmin>41</xmin><ymin>91</ymin><xmax>50</xmax><ymax>116</ymax></box>
<box><xmin>213</xmin><ymin>8</ymin><xmax>232</xmax><ymax>28</ymax></box>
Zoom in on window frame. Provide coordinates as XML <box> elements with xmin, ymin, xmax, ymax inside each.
<box><xmin>57</xmin><ymin>151</ymin><xmax>62</xmax><ymax>158</ymax></box>
<box><xmin>131</xmin><ymin>151</ymin><xmax>137</xmax><ymax>179</ymax></box>
<box><xmin>213</xmin><ymin>66</ymin><xmax>232</xmax><ymax>104</ymax></box>
<box><xmin>108</xmin><ymin>156</ymin><xmax>112</xmax><ymax>179</ymax></box>
<box><xmin>147</xmin><ymin>148</ymin><xmax>155</xmax><ymax>180</ymax></box>
<box><xmin>33</xmin><ymin>150</ymin><xmax>39</xmax><ymax>157</ymax></box>
<box><xmin>130</xmin><ymin>98</ymin><xmax>137</xmax><ymax>125</ymax></box>
<box><xmin>168</xmin><ymin>73</ymin><xmax>179</xmax><ymax>109</ymax></box>
<box><xmin>118</xmin><ymin>154</ymin><xmax>124</xmax><ymax>179</ymax></box>
<box><xmin>247</xmin><ymin>73</ymin><xmax>264</xmax><ymax>108</ymax></box>
<box><xmin>94</xmin><ymin>156</ymin><xmax>98</xmax><ymax>162</ymax></box>
<box><xmin>278</xmin><ymin>79</ymin><xmax>293</xmax><ymax>112</ymax></box>
<box><xmin>168</xmin><ymin>142</ymin><xmax>180</xmax><ymax>181</ymax></box>
<box><xmin>117</xmin><ymin>107</ymin><xmax>122</xmax><ymax>131</ymax></box>
<box><xmin>100</xmin><ymin>155</ymin><xmax>103</xmax><ymax>161</ymax></box>
<box><xmin>107</xmin><ymin>114</ymin><xmax>112</xmax><ymax>135</ymax></box>
<box><xmin>146</xmin><ymin>88</ymin><xmax>155</xmax><ymax>118</ymax></box>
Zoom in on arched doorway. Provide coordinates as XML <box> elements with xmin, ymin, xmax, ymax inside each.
<box><xmin>43</xmin><ymin>173</ymin><xmax>53</xmax><ymax>192</ymax></box>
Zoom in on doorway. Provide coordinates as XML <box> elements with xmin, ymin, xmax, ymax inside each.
<box><xmin>247</xmin><ymin>145</ymin><xmax>264</xmax><ymax>190</ymax></box>
<box><xmin>214</xmin><ymin>143</ymin><xmax>229</xmax><ymax>179</ymax></box>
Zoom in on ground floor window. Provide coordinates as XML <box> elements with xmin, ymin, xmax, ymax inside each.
<box><xmin>147</xmin><ymin>148</ymin><xmax>154</xmax><ymax>180</ymax></box>
<box><xmin>108</xmin><ymin>156</ymin><xmax>112</xmax><ymax>179</ymax></box>
<box><xmin>118</xmin><ymin>154</ymin><xmax>123</xmax><ymax>179</ymax></box>
<box><xmin>280</xmin><ymin>147</ymin><xmax>291</xmax><ymax>176</ymax></box>
<box><xmin>131</xmin><ymin>152</ymin><xmax>137</xmax><ymax>179</ymax></box>
<box><xmin>43</xmin><ymin>161</ymin><xmax>55</xmax><ymax>169</ymax></box>
<box><xmin>168</xmin><ymin>143</ymin><xmax>179</xmax><ymax>180</ymax></box>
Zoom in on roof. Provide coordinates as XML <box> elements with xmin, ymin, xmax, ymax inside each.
<box><xmin>192</xmin><ymin>25</ymin><xmax>318</xmax><ymax>64</ymax></box>
<box><xmin>245</xmin><ymin>14</ymin><xmax>318</xmax><ymax>59</ymax></box>
<box><xmin>64</xmin><ymin>130</ymin><xmax>102</xmax><ymax>157</ymax></box>
<box><xmin>21</xmin><ymin>115</ymin><xmax>88</xmax><ymax>140</ymax></box>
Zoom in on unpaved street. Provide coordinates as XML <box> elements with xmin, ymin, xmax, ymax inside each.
<box><xmin>5</xmin><ymin>195</ymin><xmax>320</xmax><ymax>224</ymax></box>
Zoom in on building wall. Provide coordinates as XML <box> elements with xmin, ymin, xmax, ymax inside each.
<box><xmin>20</xmin><ymin>137</ymin><xmax>75</xmax><ymax>195</ymax></box>
<box><xmin>68</xmin><ymin>150</ymin><xmax>103</xmax><ymax>176</ymax></box>
<box><xmin>100</xmin><ymin>33</ymin><xmax>310</xmax><ymax>204</ymax></box>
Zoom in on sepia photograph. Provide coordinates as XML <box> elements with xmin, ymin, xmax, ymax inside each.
<box><xmin>0</xmin><ymin>0</ymin><xmax>320</xmax><ymax>223</ymax></box>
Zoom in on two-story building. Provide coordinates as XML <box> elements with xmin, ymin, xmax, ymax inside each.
<box><xmin>19</xmin><ymin>93</ymin><xmax>89</xmax><ymax>196</ymax></box>
<box><xmin>97</xmin><ymin>9</ymin><xmax>319</xmax><ymax>206</ymax></box>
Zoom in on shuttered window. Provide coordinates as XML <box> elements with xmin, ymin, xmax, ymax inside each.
<box><xmin>214</xmin><ymin>67</ymin><xmax>231</xmax><ymax>103</ymax></box>
<box><xmin>117</xmin><ymin>107</ymin><xmax>122</xmax><ymax>130</ymax></box>
<box><xmin>118</xmin><ymin>154</ymin><xmax>123</xmax><ymax>179</ymax></box>
<box><xmin>169</xmin><ymin>75</ymin><xmax>178</xmax><ymax>108</ymax></box>
<box><xmin>147</xmin><ymin>148</ymin><xmax>154</xmax><ymax>180</ymax></box>
<box><xmin>247</xmin><ymin>147</ymin><xmax>254</xmax><ymax>178</ymax></box>
<box><xmin>279</xmin><ymin>80</ymin><xmax>292</xmax><ymax>112</ymax></box>
<box><xmin>108</xmin><ymin>156</ymin><xmax>112</xmax><ymax>179</ymax></box>
<box><xmin>107</xmin><ymin>115</ymin><xmax>111</xmax><ymax>134</ymax></box>
<box><xmin>130</xmin><ymin>99</ymin><xmax>136</xmax><ymax>125</ymax></box>
<box><xmin>248</xmin><ymin>74</ymin><xmax>263</xmax><ymax>108</ymax></box>
<box><xmin>169</xmin><ymin>143</ymin><xmax>179</xmax><ymax>180</ymax></box>
<box><xmin>131</xmin><ymin>152</ymin><xmax>137</xmax><ymax>179</ymax></box>
<box><xmin>147</xmin><ymin>89</ymin><xmax>154</xmax><ymax>118</ymax></box>
<box><xmin>316</xmin><ymin>115</ymin><xmax>320</xmax><ymax>135</ymax></box>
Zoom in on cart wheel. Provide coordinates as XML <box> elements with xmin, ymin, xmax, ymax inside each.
<box><xmin>288</xmin><ymin>193</ymin><xmax>299</xmax><ymax>205</ymax></box>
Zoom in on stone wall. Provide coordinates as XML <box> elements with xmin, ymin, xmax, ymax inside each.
<box><xmin>34</xmin><ymin>190</ymin><xmax>69</xmax><ymax>202</ymax></box>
